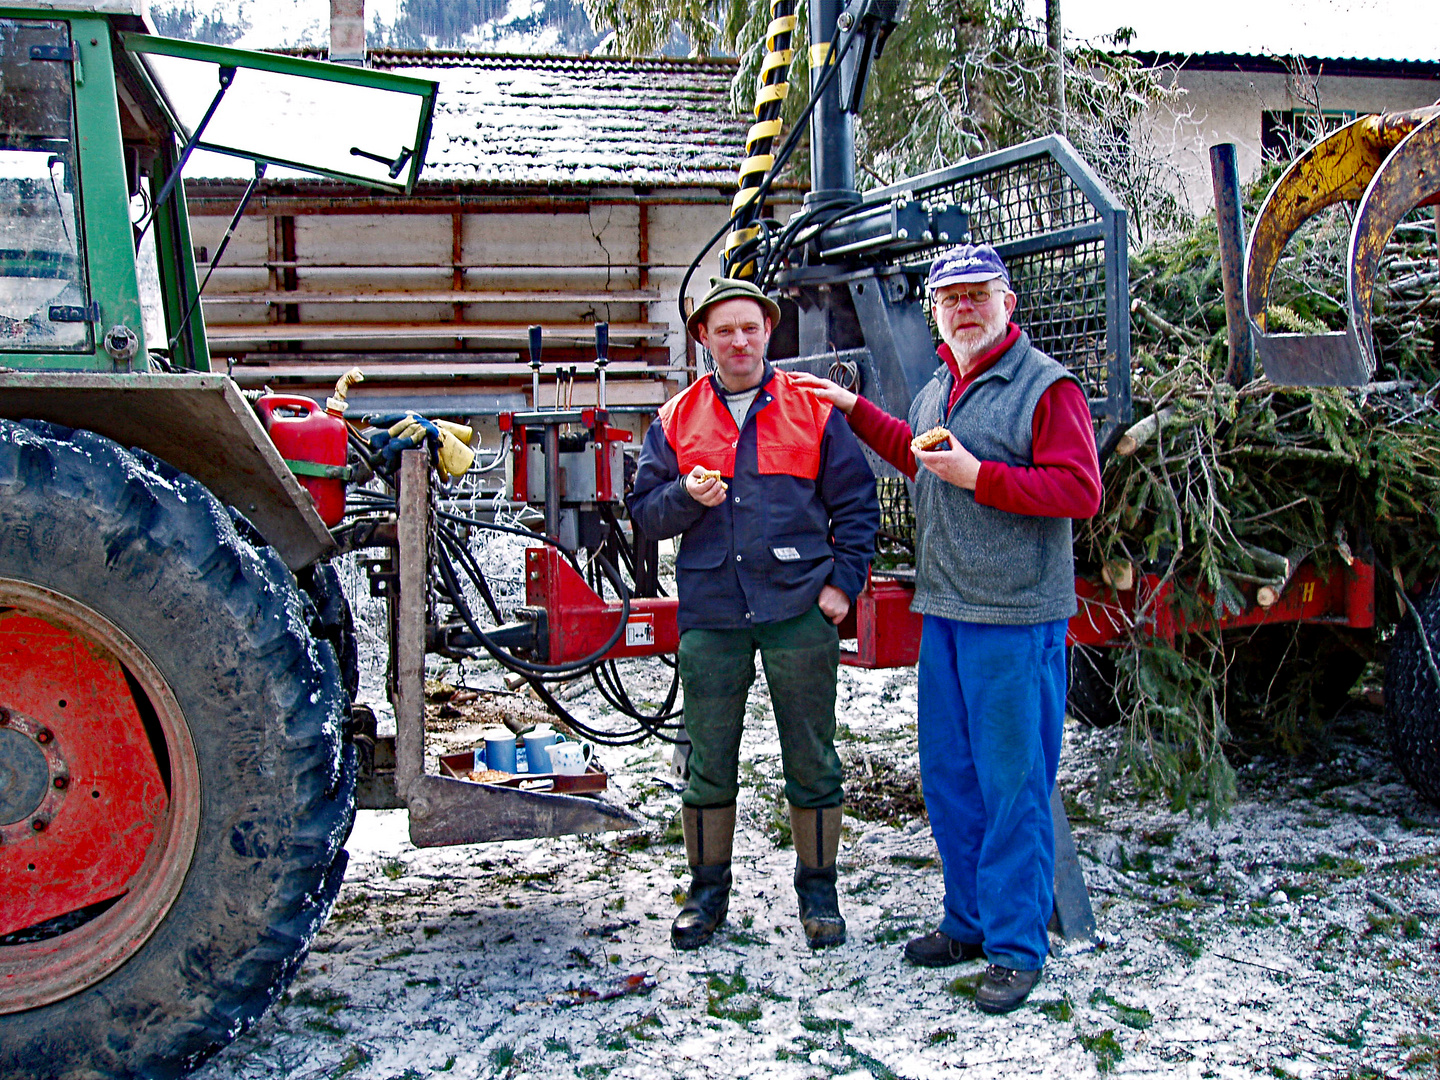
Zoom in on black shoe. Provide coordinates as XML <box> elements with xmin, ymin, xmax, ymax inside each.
<box><xmin>975</xmin><ymin>964</ymin><xmax>1041</xmax><ymax>1013</ymax></box>
<box><xmin>794</xmin><ymin>863</ymin><xmax>846</xmax><ymax>948</ymax></box>
<box><xmin>671</xmin><ymin>863</ymin><xmax>731</xmax><ymax>950</ymax></box>
<box><xmin>903</xmin><ymin>931</ymin><xmax>985</xmax><ymax>968</ymax></box>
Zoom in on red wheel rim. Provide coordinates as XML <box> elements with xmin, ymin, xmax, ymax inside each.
<box><xmin>0</xmin><ymin>580</ymin><xmax>200</xmax><ymax>1012</ymax></box>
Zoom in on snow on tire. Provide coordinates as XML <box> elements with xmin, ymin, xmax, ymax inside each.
<box><xmin>0</xmin><ymin>418</ymin><xmax>353</xmax><ymax>1079</ymax></box>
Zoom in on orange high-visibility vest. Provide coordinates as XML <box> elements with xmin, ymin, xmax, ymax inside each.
<box><xmin>659</xmin><ymin>370</ymin><xmax>834</xmax><ymax>480</ymax></box>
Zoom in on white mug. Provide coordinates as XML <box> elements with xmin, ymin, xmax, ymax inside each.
<box><xmin>547</xmin><ymin>740</ymin><xmax>592</xmax><ymax>776</ymax></box>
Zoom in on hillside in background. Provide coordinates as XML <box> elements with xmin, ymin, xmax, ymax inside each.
<box><xmin>147</xmin><ymin>0</ymin><xmax>603</xmax><ymax>53</ymax></box>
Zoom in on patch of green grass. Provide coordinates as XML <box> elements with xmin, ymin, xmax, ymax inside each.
<box><xmin>662</xmin><ymin>813</ymin><xmax>684</xmax><ymax>845</ymax></box>
<box><xmin>1076</xmin><ymin>1028</ymin><xmax>1124</xmax><ymax>1073</ymax></box>
<box><xmin>578</xmin><ymin>1065</ymin><xmax>613</xmax><ymax>1079</ymax></box>
<box><xmin>706</xmin><ymin>971</ymin><xmax>761</xmax><ymax>1024</ymax></box>
<box><xmin>614</xmin><ymin>831</ymin><xmax>652</xmax><ymax>852</ymax></box>
<box><xmin>292</xmin><ymin>987</ymin><xmax>351</xmax><ymax>1016</ymax></box>
<box><xmin>380</xmin><ymin>947</ymin><xmax>415</xmax><ymax>961</ymax></box>
<box><xmin>489</xmin><ymin>1043</ymin><xmax>516</xmax><ymax>1070</ymax></box>
<box><xmin>1400</xmin><ymin>1032</ymin><xmax>1438</xmax><ymax>1072</ymax></box>
<box><xmin>1402</xmin><ymin>914</ymin><xmax>1422</xmax><ymax>939</ymax></box>
<box><xmin>381</xmin><ymin>858</ymin><xmax>405</xmax><ymax>880</ymax></box>
<box><xmin>435</xmin><ymin>1056</ymin><xmax>456</xmax><ymax>1072</ymax></box>
<box><xmin>945</xmin><ymin>973</ymin><xmax>983</xmax><ymax>1000</ymax></box>
<box><xmin>1037</xmin><ymin>994</ymin><xmax>1074</xmax><ymax>1022</ymax></box>
<box><xmin>871</xmin><ymin>919</ymin><xmax>921</xmax><ymax>945</ymax></box>
<box><xmin>927</xmin><ymin>1029</ymin><xmax>956</xmax><ymax>1044</ymax></box>
<box><xmin>1160</xmin><ymin>896</ymin><xmax>1202</xmax><ymax>913</ymax></box>
<box><xmin>1322</xmin><ymin>1008</ymin><xmax>1371</xmax><ymax>1050</ymax></box>
<box><xmin>1143</xmin><ymin>828</ymin><xmax>1177</xmax><ymax>847</ymax></box>
<box><xmin>605</xmin><ymin>894</ymin><xmax>626</xmax><ymax>912</ymax></box>
<box><xmin>329</xmin><ymin>1046</ymin><xmax>371</xmax><ymax>1078</ymax></box>
<box><xmin>1285</xmin><ymin>854</ymin><xmax>1365</xmax><ymax>879</ymax></box>
<box><xmin>800</xmin><ymin>1015</ymin><xmax>853</xmax><ymax>1033</ymax></box>
<box><xmin>423</xmin><ymin>925</ymin><xmax>443</xmax><ymax>939</ymax></box>
<box><xmin>1366</xmin><ymin>913</ymin><xmax>1398</xmax><ymax>937</ymax></box>
<box><xmin>887</xmin><ymin>853</ymin><xmax>937</xmax><ymax>869</ymax></box>
<box><xmin>1088</xmin><ymin>988</ymin><xmax>1152</xmax><ymax>1030</ymax></box>
<box><xmin>304</xmin><ymin>1018</ymin><xmax>348</xmax><ymax>1037</ymax></box>
<box><xmin>403</xmin><ymin>977</ymin><xmax>440</xmax><ymax>988</ymax></box>
<box><xmin>543</xmin><ymin>1035</ymin><xmax>573</xmax><ymax>1055</ymax></box>
<box><xmin>1159</xmin><ymin>923</ymin><xmax>1204</xmax><ymax>960</ymax></box>
<box><xmin>623</xmin><ymin>1012</ymin><xmax>663</xmax><ymax>1042</ymax></box>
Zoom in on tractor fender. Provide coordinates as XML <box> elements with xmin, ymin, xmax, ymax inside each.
<box><xmin>0</xmin><ymin>371</ymin><xmax>333</xmax><ymax>569</ymax></box>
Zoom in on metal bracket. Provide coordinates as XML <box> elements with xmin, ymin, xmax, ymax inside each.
<box><xmin>48</xmin><ymin>303</ymin><xmax>99</xmax><ymax>324</ymax></box>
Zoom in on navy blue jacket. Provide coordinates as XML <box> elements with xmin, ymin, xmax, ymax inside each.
<box><xmin>628</xmin><ymin>364</ymin><xmax>879</xmax><ymax>631</ymax></box>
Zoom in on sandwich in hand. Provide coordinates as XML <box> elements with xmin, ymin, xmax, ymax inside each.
<box><xmin>695</xmin><ymin>467</ymin><xmax>728</xmax><ymax>492</ymax></box>
<box><xmin>910</xmin><ymin>426</ymin><xmax>954</xmax><ymax>453</ymax></box>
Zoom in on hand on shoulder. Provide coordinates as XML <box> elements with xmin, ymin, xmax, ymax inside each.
<box><xmin>788</xmin><ymin>372</ymin><xmax>857</xmax><ymax>415</ymax></box>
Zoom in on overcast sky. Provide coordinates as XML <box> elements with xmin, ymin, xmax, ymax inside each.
<box><xmin>1028</xmin><ymin>0</ymin><xmax>1440</xmax><ymax>62</ymax></box>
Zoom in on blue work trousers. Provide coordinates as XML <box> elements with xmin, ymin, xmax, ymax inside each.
<box><xmin>917</xmin><ymin>614</ymin><xmax>1066</xmax><ymax>971</ymax></box>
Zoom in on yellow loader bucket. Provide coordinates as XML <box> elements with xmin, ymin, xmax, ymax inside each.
<box><xmin>1244</xmin><ymin>103</ymin><xmax>1440</xmax><ymax>385</ymax></box>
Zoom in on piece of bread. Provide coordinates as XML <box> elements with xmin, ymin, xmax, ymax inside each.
<box><xmin>466</xmin><ymin>768</ymin><xmax>514</xmax><ymax>784</ymax></box>
<box><xmin>696</xmin><ymin>467</ymin><xmax>728</xmax><ymax>492</ymax></box>
<box><xmin>910</xmin><ymin>426</ymin><xmax>953</xmax><ymax>453</ymax></box>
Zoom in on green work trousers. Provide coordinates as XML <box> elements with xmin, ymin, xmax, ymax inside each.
<box><xmin>677</xmin><ymin>605</ymin><xmax>843</xmax><ymax>810</ymax></box>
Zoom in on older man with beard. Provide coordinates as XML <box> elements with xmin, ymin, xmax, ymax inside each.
<box><xmin>793</xmin><ymin>245</ymin><xmax>1101</xmax><ymax>1013</ymax></box>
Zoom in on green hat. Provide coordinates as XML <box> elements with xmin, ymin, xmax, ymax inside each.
<box><xmin>686</xmin><ymin>277</ymin><xmax>782</xmax><ymax>341</ymax></box>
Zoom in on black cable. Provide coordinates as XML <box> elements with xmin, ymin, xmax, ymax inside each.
<box><xmin>436</xmin><ymin>528</ymin><xmax>631</xmax><ymax>678</ymax></box>
<box><xmin>437</xmin><ymin>525</ymin><xmax>504</xmax><ymax>624</ymax></box>
<box><xmin>677</xmin><ymin>11</ymin><xmax>866</xmax><ymax>319</ymax></box>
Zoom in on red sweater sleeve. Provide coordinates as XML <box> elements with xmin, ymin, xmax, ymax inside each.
<box><xmin>846</xmin><ymin>395</ymin><xmax>917</xmax><ymax>480</ymax></box>
<box><xmin>973</xmin><ymin>379</ymin><xmax>1102</xmax><ymax>518</ymax></box>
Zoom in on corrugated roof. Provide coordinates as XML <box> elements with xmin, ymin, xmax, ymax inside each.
<box><xmin>193</xmin><ymin>50</ymin><xmax>749</xmax><ymax>189</ymax></box>
<box><xmin>1042</xmin><ymin>0</ymin><xmax>1440</xmax><ymax>66</ymax></box>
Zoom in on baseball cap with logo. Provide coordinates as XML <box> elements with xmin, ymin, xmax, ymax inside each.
<box><xmin>926</xmin><ymin>244</ymin><xmax>1010</xmax><ymax>291</ymax></box>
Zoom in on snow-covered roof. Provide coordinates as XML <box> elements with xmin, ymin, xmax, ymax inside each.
<box><xmin>1038</xmin><ymin>0</ymin><xmax>1440</xmax><ymax>66</ymax></box>
<box><xmin>355</xmin><ymin>51</ymin><xmax>747</xmax><ymax>189</ymax></box>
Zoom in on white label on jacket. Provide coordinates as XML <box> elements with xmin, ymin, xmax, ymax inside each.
<box><xmin>772</xmin><ymin>547</ymin><xmax>802</xmax><ymax>561</ymax></box>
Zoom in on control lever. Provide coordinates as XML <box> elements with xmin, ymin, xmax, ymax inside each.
<box><xmin>528</xmin><ymin>324</ymin><xmax>543</xmax><ymax>408</ymax></box>
<box><xmin>594</xmin><ymin>321</ymin><xmax>609</xmax><ymax>409</ymax></box>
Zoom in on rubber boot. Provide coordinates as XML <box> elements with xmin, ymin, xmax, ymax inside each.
<box><xmin>671</xmin><ymin>803</ymin><xmax>735</xmax><ymax>950</ymax></box>
<box><xmin>790</xmin><ymin>803</ymin><xmax>846</xmax><ymax>948</ymax></box>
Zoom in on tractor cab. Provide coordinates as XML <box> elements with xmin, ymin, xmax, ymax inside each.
<box><xmin>0</xmin><ymin>2</ymin><xmax>435</xmax><ymax>374</ymax></box>
<box><xmin>0</xmin><ymin>2</ymin><xmax>436</xmax><ymax>568</ymax></box>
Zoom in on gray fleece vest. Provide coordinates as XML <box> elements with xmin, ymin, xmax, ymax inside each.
<box><xmin>908</xmin><ymin>331</ymin><xmax>1080</xmax><ymax>625</ymax></box>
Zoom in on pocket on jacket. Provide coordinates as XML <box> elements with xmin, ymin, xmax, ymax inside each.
<box><xmin>675</xmin><ymin>537</ymin><xmax>729</xmax><ymax>570</ymax></box>
<box><xmin>766</xmin><ymin>534</ymin><xmax>833</xmax><ymax>566</ymax></box>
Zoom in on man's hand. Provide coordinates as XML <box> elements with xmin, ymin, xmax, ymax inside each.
<box><xmin>788</xmin><ymin>371</ymin><xmax>858</xmax><ymax>415</ymax></box>
<box><xmin>913</xmin><ymin>439</ymin><xmax>983</xmax><ymax>490</ymax></box>
<box><xmin>683</xmin><ymin>464</ymin><xmax>728</xmax><ymax>507</ymax></box>
<box><xmin>818</xmin><ymin>583</ymin><xmax>851</xmax><ymax>625</ymax></box>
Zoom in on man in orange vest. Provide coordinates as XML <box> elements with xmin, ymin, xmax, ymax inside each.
<box><xmin>628</xmin><ymin>278</ymin><xmax>879</xmax><ymax>951</ymax></box>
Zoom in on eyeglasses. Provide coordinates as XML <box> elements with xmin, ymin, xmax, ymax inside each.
<box><xmin>934</xmin><ymin>286</ymin><xmax>1003</xmax><ymax>309</ymax></box>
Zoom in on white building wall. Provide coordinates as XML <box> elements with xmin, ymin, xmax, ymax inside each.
<box><xmin>1152</xmin><ymin>68</ymin><xmax>1439</xmax><ymax>212</ymax></box>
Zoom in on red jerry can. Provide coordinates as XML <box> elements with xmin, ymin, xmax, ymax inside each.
<box><xmin>254</xmin><ymin>394</ymin><xmax>348</xmax><ymax>526</ymax></box>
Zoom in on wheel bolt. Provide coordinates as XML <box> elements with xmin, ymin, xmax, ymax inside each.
<box><xmin>35</xmin><ymin>728</ymin><xmax>53</xmax><ymax>745</ymax></box>
<box><xmin>53</xmin><ymin>775</ymin><xmax>68</xmax><ymax>790</ymax></box>
<box><xmin>31</xmin><ymin>818</ymin><xmax>46</xmax><ymax>832</ymax></box>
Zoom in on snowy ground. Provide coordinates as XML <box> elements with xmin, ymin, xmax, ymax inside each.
<box><xmin>194</xmin><ymin>659</ymin><xmax>1440</xmax><ymax>1080</ymax></box>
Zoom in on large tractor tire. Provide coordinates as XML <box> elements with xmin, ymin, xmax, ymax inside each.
<box><xmin>0</xmin><ymin>419</ymin><xmax>354</xmax><ymax>1079</ymax></box>
<box><xmin>1384</xmin><ymin>585</ymin><xmax>1440</xmax><ymax>805</ymax></box>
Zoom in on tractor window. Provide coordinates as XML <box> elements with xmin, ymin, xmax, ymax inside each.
<box><xmin>0</xmin><ymin>20</ymin><xmax>90</xmax><ymax>352</ymax></box>
<box><xmin>122</xmin><ymin>34</ymin><xmax>436</xmax><ymax>193</ymax></box>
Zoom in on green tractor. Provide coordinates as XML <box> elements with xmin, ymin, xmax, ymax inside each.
<box><xmin>0</xmin><ymin>4</ymin><xmax>440</xmax><ymax>1075</ymax></box>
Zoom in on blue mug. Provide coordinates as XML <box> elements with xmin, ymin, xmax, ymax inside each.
<box><xmin>481</xmin><ymin>726</ymin><xmax>518</xmax><ymax>773</ymax></box>
<box><xmin>524</xmin><ymin>726</ymin><xmax>568</xmax><ymax>774</ymax></box>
